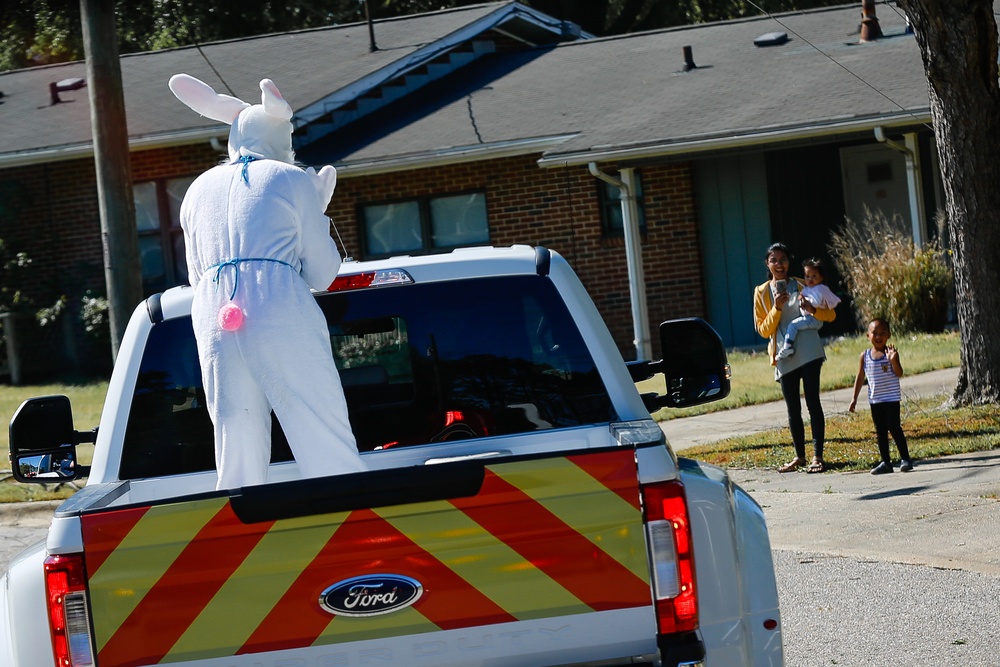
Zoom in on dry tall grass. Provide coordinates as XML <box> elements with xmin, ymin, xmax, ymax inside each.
<box><xmin>828</xmin><ymin>209</ymin><xmax>952</xmax><ymax>333</ymax></box>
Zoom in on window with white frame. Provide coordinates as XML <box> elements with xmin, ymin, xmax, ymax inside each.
<box><xmin>361</xmin><ymin>192</ymin><xmax>489</xmax><ymax>258</ymax></box>
<box><xmin>598</xmin><ymin>174</ymin><xmax>646</xmax><ymax>238</ymax></box>
<box><xmin>133</xmin><ymin>176</ymin><xmax>194</xmax><ymax>293</ymax></box>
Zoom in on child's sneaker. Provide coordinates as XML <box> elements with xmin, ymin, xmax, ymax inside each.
<box><xmin>870</xmin><ymin>461</ymin><xmax>893</xmax><ymax>475</ymax></box>
<box><xmin>776</xmin><ymin>345</ymin><xmax>795</xmax><ymax>361</ymax></box>
<box><xmin>899</xmin><ymin>460</ymin><xmax>914</xmax><ymax>472</ymax></box>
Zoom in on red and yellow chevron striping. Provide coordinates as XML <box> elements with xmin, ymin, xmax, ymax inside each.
<box><xmin>81</xmin><ymin>450</ymin><xmax>651</xmax><ymax>667</ymax></box>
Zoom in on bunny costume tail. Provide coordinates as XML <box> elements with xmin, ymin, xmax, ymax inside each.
<box><xmin>190</xmin><ymin>247</ymin><xmax>367</xmax><ymax>490</ymax></box>
<box><xmin>194</xmin><ymin>283</ymin><xmax>367</xmax><ymax>490</ymax></box>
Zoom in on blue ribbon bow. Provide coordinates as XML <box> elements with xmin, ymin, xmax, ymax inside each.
<box><xmin>236</xmin><ymin>154</ymin><xmax>256</xmax><ymax>184</ymax></box>
<box><xmin>209</xmin><ymin>257</ymin><xmax>294</xmax><ymax>300</ymax></box>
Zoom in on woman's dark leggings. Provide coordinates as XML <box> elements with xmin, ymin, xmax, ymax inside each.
<box><xmin>871</xmin><ymin>401</ymin><xmax>910</xmax><ymax>463</ymax></box>
<box><xmin>779</xmin><ymin>358</ymin><xmax>825</xmax><ymax>460</ymax></box>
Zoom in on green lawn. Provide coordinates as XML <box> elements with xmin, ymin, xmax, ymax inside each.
<box><xmin>0</xmin><ymin>330</ymin><xmax>964</xmax><ymax>499</ymax></box>
<box><xmin>683</xmin><ymin>395</ymin><xmax>1000</xmax><ymax>473</ymax></box>
<box><xmin>1</xmin><ymin>381</ymin><xmax>107</xmax><ymax>451</ymax></box>
<box><xmin>1</xmin><ymin>381</ymin><xmax>105</xmax><ymax>502</ymax></box>
<box><xmin>657</xmin><ymin>330</ymin><xmax>1000</xmax><ymax>473</ymax></box>
<box><xmin>643</xmin><ymin>330</ymin><xmax>961</xmax><ymax>420</ymax></box>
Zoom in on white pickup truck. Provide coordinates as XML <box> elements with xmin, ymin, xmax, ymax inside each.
<box><xmin>3</xmin><ymin>245</ymin><xmax>782</xmax><ymax>667</ymax></box>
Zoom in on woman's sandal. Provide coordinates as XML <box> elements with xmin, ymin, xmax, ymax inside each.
<box><xmin>777</xmin><ymin>457</ymin><xmax>806</xmax><ymax>473</ymax></box>
<box><xmin>807</xmin><ymin>457</ymin><xmax>825</xmax><ymax>474</ymax></box>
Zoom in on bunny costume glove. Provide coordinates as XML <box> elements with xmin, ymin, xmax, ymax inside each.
<box><xmin>169</xmin><ymin>74</ymin><xmax>365</xmax><ymax>489</ymax></box>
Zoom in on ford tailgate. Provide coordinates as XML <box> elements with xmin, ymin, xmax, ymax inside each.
<box><xmin>79</xmin><ymin>449</ymin><xmax>653</xmax><ymax>667</ymax></box>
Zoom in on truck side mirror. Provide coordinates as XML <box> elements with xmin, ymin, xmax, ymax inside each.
<box><xmin>634</xmin><ymin>318</ymin><xmax>731</xmax><ymax>411</ymax></box>
<box><xmin>9</xmin><ymin>396</ymin><xmax>93</xmax><ymax>483</ymax></box>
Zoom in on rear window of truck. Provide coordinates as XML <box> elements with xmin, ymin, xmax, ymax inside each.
<box><xmin>120</xmin><ymin>276</ymin><xmax>617</xmax><ymax>479</ymax></box>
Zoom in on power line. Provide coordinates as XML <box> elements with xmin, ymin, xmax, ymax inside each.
<box><xmin>183</xmin><ymin>1</ymin><xmax>366</xmax><ymax>98</ymax></box>
<box><xmin>193</xmin><ymin>42</ymin><xmax>237</xmax><ymax>97</ymax></box>
<box><xmin>745</xmin><ymin>0</ymin><xmax>933</xmax><ymax>132</ymax></box>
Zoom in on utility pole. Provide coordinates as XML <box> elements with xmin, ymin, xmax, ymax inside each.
<box><xmin>80</xmin><ymin>0</ymin><xmax>143</xmax><ymax>361</ymax></box>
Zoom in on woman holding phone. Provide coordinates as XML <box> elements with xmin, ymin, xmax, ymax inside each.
<box><xmin>753</xmin><ymin>243</ymin><xmax>837</xmax><ymax>473</ymax></box>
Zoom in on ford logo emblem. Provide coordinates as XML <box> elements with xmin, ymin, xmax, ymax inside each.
<box><xmin>319</xmin><ymin>574</ymin><xmax>423</xmax><ymax>617</ymax></box>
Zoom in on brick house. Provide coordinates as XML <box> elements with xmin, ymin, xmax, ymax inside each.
<box><xmin>0</xmin><ymin>1</ymin><xmax>939</xmax><ymax>379</ymax></box>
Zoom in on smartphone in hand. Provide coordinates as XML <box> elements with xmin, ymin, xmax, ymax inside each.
<box><xmin>774</xmin><ymin>279</ymin><xmax>788</xmax><ymax>294</ymax></box>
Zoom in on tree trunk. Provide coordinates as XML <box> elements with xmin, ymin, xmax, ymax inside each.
<box><xmin>899</xmin><ymin>0</ymin><xmax>1000</xmax><ymax>405</ymax></box>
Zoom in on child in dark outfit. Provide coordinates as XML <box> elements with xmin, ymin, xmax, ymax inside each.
<box><xmin>849</xmin><ymin>318</ymin><xmax>914</xmax><ymax>474</ymax></box>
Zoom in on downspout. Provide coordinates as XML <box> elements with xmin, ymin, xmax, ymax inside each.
<box><xmin>588</xmin><ymin>163</ymin><xmax>651</xmax><ymax>361</ymax></box>
<box><xmin>903</xmin><ymin>132</ymin><xmax>926</xmax><ymax>246</ymax></box>
<box><xmin>874</xmin><ymin>126</ymin><xmax>925</xmax><ymax>245</ymax></box>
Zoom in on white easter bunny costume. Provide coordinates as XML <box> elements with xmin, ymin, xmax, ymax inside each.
<box><xmin>168</xmin><ymin>74</ymin><xmax>365</xmax><ymax>489</ymax></box>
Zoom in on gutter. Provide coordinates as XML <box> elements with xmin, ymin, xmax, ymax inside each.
<box><xmin>588</xmin><ymin>163</ymin><xmax>650</xmax><ymax>362</ymax></box>
<box><xmin>4</xmin><ymin>110</ymin><xmax>933</xmax><ymax>179</ymax></box>
<box><xmin>0</xmin><ymin>131</ymin><xmax>575</xmax><ymax>176</ymax></box>
<box><xmin>537</xmin><ymin>111</ymin><xmax>931</xmax><ymax>167</ymax></box>
<box><xmin>0</xmin><ymin>127</ymin><xmax>229</xmax><ymax>170</ymax></box>
<box><xmin>327</xmin><ymin>135</ymin><xmax>577</xmax><ymax>178</ymax></box>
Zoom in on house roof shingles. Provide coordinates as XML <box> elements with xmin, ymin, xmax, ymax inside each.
<box><xmin>0</xmin><ymin>1</ymin><xmax>930</xmax><ymax>171</ymax></box>
<box><xmin>311</xmin><ymin>3</ymin><xmax>930</xmax><ymax>171</ymax></box>
<box><xmin>0</xmin><ymin>2</ymin><xmax>518</xmax><ymax>164</ymax></box>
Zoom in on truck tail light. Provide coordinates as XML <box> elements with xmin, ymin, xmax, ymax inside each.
<box><xmin>327</xmin><ymin>269</ymin><xmax>413</xmax><ymax>292</ymax></box>
<box><xmin>44</xmin><ymin>553</ymin><xmax>94</xmax><ymax>667</ymax></box>
<box><xmin>641</xmin><ymin>480</ymin><xmax>699</xmax><ymax>634</ymax></box>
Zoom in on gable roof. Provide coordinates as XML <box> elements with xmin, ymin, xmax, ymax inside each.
<box><xmin>0</xmin><ymin>2</ymin><xmax>931</xmax><ymax>174</ymax></box>
<box><xmin>0</xmin><ymin>1</ymin><xmax>583</xmax><ymax>168</ymax></box>
<box><xmin>301</xmin><ymin>2</ymin><xmax>931</xmax><ymax>174</ymax></box>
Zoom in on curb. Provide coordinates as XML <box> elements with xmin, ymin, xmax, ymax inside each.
<box><xmin>0</xmin><ymin>500</ymin><xmax>61</xmax><ymax>522</ymax></box>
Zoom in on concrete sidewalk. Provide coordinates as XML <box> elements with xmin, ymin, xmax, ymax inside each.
<box><xmin>659</xmin><ymin>365</ymin><xmax>1000</xmax><ymax>575</ymax></box>
<box><xmin>660</xmin><ymin>366</ymin><xmax>960</xmax><ymax>452</ymax></box>
<box><xmin>728</xmin><ymin>448</ymin><xmax>1000</xmax><ymax>574</ymax></box>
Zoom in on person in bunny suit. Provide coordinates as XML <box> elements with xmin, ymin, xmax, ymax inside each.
<box><xmin>168</xmin><ymin>73</ymin><xmax>366</xmax><ymax>489</ymax></box>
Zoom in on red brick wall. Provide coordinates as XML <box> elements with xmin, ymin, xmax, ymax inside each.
<box><xmin>0</xmin><ymin>144</ymin><xmax>222</xmax><ymax>374</ymax></box>
<box><xmin>1</xmin><ymin>146</ymin><xmax>705</xmax><ymax>370</ymax></box>
<box><xmin>1</xmin><ymin>160</ymin><xmax>102</xmax><ymax>302</ymax></box>
<box><xmin>329</xmin><ymin>155</ymin><xmax>707</xmax><ymax>360</ymax></box>
<box><xmin>0</xmin><ymin>159</ymin><xmax>105</xmax><ymax>374</ymax></box>
<box><xmin>130</xmin><ymin>142</ymin><xmax>222</xmax><ymax>182</ymax></box>
<box><xmin>0</xmin><ymin>143</ymin><xmax>221</xmax><ymax>302</ymax></box>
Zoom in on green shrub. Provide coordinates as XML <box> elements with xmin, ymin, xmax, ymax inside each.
<box><xmin>828</xmin><ymin>209</ymin><xmax>953</xmax><ymax>333</ymax></box>
<box><xmin>79</xmin><ymin>291</ymin><xmax>110</xmax><ymax>339</ymax></box>
<box><xmin>0</xmin><ymin>239</ymin><xmax>33</xmax><ymax>315</ymax></box>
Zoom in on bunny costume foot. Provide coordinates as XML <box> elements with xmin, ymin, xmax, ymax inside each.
<box><xmin>169</xmin><ymin>73</ymin><xmax>365</xmax><ymax>489</ymax></box>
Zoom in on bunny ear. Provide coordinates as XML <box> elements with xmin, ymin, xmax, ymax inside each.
<box><xmin>306</xmin><ymin>165</ymin><xmax>338</xmax><ymax>208</ymax></box>
<box><xmin>259</xmin><ymin>79</ymin><xmax>293</xmax><ymax>121</ymax></box>
<box><xmin>168</xmin><ymin>73</ymin><xmax>248</xmax><ymax>125</ymax></box>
